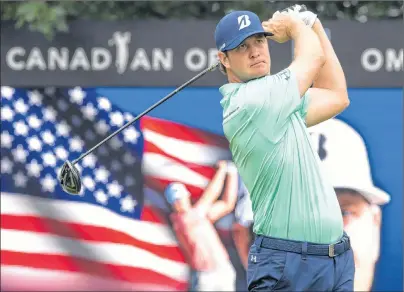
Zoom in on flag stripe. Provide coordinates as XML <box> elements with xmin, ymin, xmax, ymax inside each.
<box><xmin>144</xmin><ymin>141</ymin><xmax>216</xmax><ymax>178</ymax></box>
<box><xmin>1</xmin><ymin>214</ymin><xmax>186</xmax><ymax>263</ymax></box>
<box><xmin>141</xmin><ymin>204</ymin><xmax>170</xmax><ymax>224</ymax></box>
<box><xmin>1</xmin><ymin>251</ymin><xmax>187</xmax><ymax>289</ymax></box>
<box><xmin>1</xmin><ymin>193</ymin><xmax>177</xmax><ymax>246</ymax></box>
<box><xmin>142</xmin><ymin>116</ymin><xmax>229</xmax><ymax>148</ymax></box>
<box><xmin>1</xmin><ymin>266</ymin><xmax>183</xmax><ymax>291</ymax></box>
<box><xmin>144</xmin><ymin>129</ymin><xmax>231</xmax><ymax>166</ymax></box>
<box><xmin>143</xmin><ymin>153</ymin><xmax>209</xmax><ymax>189</ymax></box>
<box><xmin>1</xmin><ymin>229</ymin><xmax>188</xmax><ymax>281</ymax></box>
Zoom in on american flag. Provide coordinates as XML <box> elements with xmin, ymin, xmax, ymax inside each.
<box><xmin>0</xmin><ymin>86</ymin><xmax>233</xmax><ymax>291</ymax></box>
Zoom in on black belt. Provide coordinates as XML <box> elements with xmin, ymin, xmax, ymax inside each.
<box><xmin>256</xmin><ymin>233</ymin><xmax>351</xmax><ymax>258</ymax></box>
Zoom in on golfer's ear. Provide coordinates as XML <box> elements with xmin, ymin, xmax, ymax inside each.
<box><xmin>218</xmin><ymin>51</ymin><xmax>229</xmax><ymax>69</ymax></box>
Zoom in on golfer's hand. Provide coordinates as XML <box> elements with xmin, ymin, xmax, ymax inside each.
<box><xmin>278</xmin><ymin>4</ymin><xmax>318</xmax><ymax>28</ymax></box>
<box><xmin>262</xmin><ymin>12</ymin><xmax>304</xmax><ymax>43</ymax></box>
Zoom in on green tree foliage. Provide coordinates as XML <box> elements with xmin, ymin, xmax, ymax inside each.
<box><xmin>1</xmin><ymin>1</ymin><xmax>403</xmax><ymax>40</ymax></box>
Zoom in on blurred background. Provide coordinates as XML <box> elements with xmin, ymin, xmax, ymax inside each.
<box><xmin>1</xmin><ymin>1</ymin><xmax>403</xmax><ymax>291</ymax></box>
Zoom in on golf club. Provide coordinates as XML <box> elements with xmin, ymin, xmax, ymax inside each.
<box><xmin>58</xmin><ymin>62</ymin><xmax>220</xmax><ymax>195</ymax></box>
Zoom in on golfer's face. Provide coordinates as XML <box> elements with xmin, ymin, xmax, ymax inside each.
<box><xmin>227</xmin><ymin>34</ymin><xmax>271</xmax><ymax>81</ymax></box>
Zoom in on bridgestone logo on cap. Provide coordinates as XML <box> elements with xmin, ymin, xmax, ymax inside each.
<box><xmin>238</xmin><ymin>15</ymin><xmax>251</xmax><ymax>30</ymax></box>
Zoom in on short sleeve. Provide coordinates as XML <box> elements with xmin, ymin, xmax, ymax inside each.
<box><xmin>244</xmin><ymin>69</ymin><xmax>302</xmax><ymax>140</ymax></box>
<box><xmin>298</xmin><ymin>91</ymin><xmax>311</xmax><ymax>122</ymax></box>
<box><xmin>234</xmin><ymin>183</ymin><xmax>254</xmax><ymax>227</ymax></box>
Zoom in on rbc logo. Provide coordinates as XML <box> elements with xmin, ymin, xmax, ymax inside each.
<box><xmin>238</xmin><ymin>15</ymin><xmax>251</xmax><ymax>30</ymax></box>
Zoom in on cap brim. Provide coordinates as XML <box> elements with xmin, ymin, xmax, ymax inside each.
<box><xmin>335</xmin><ymin>185</ymin><xmax>391</xmax><ymax>205</ymax></box>
<box><xmin>223</xmin><ymin>30</ymin><xmax>273</xmax><ymax>51</ymax></box>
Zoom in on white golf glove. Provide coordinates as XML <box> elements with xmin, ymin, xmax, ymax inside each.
<box><xmin>276</xmin><ymin>4</ymin><xmax>318</xmax><ymax>28</ymax></box>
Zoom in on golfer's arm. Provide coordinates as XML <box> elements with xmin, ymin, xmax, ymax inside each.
<box><xmin>288</xmin><ymin>19</ymin><xmax>326</xmax><ymax>96</ymax></box>
<box><xmin>233</xmin><ymin>223</ymin><xmax>251</xmax><ymax>269</ymax></box>
<box><xmin>305</xmin><ymin>20</ymin><xmax>350</xmax><ymax>127</ymax></box>
<box><xmin>207</xmin><ymin>169</ymin><xmax>238</xmax><ymax>223</ymax></box>
<box><xmin>193</xmin><ymin>166</ymin><xmax>227</xmax><ymax>211</ymax></box>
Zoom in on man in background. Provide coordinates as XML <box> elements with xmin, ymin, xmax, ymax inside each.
<box><xmin>309</xmin><ymin>118</ymin><xmax>390</xmax><ymax>291</ymax></box>
<box><xmin>233</xmin><ymin>118</ymin><xmax>390</xmax><ymax>291</ymax></box>
<box><xmin>165</xmin><ymin>161</ymin><xmax>238</xmax><ymax>291</ymax></box>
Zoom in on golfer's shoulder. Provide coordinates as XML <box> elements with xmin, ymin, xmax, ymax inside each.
<box><xmin>246</xmin><ymin>69</ymin><xmax>294</xmax><ymax>91</ymax></box>
<box><xmin>272</xmin><ymin>68</ymin><xmax>294</xmax><ymax>83</ymax></box>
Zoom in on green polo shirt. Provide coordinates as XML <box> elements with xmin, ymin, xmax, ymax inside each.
<box><xmin>220</xmin><ymin>69</ymin><xmax>343</xmax><ymax>244</ymax></box>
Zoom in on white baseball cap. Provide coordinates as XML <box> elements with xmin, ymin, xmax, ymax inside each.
<box><xmin>164</xmin><ymin>182</ymin><xmax>190</xmax><ymax>205</ymax></box>
<box><xmin>308</xmin><ymin>118</ymin><xmax>391</xmax><ymax>205</ymax></box>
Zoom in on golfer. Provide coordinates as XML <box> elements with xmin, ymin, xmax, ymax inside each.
<box><xmin>215</xmin><ymin>5</ymin><xmax>353</xmax><ymax>291</ymax></box>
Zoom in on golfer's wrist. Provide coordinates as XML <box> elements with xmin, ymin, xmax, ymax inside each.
<box><xmin>311</xmin><ymin>17</ymin><xmax>321</xmax><ymax>29</ymax></box>
<box><xmin>288</xmin><ymin>18</ymin><xmax>306</xmax><ymax>40</ymax></box>
<box><xmin>312</xmin><ymin>18</ymin><xmax>322</xmax><ymax>32</ymax></box>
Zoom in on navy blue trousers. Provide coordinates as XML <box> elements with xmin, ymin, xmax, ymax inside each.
<box><xmin>247</xmin><ymin>234</ymin><xmax>355</xmax><ymax>291</ymax></box>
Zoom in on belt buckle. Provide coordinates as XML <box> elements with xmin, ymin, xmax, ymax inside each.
<box><xmin>328</xmin><ymin>244</ymin><xmax>335</xmax><ymax>257</ymax></box>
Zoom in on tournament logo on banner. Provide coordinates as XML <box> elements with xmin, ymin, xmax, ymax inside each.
<box><xmin>1</xmin><ymin>20</ymin><xmax>402</xmax><ymax>87</ymax></box>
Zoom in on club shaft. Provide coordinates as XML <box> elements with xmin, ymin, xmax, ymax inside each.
<box><xmin>72</xmin><ymin>62</ymin><xmax>220</xmax><ymax>165</ymax></box>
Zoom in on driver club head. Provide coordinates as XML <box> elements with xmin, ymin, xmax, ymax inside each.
<box><xmin>58</xmin><ymin>160</ymin><xmax>82</xmax><ymax>195</ymax></box>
